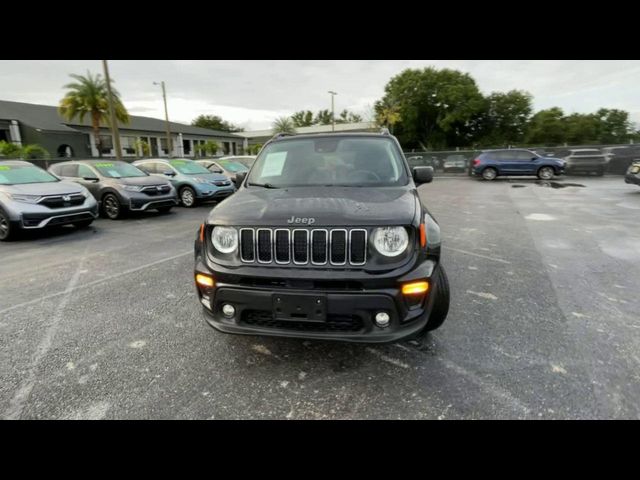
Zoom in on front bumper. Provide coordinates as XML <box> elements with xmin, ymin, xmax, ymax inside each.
<box><xmin>195</xmin><ymin>257</ymin><xmax>439</xmax><ymax>343</ymax></box>
<box><xmin>625</xmin><ymin>172</ymin><xmax>640</xmax><ymax>185</ymax></box>
<box><xmin>20</xmin><ymin>203</ymin><xmax>99</xmax><ymax>229</ymax></box>
<box><xmin>195</xmin><ymin>186</ymin><xmax>236</xmax><ymax>201</ymax></box>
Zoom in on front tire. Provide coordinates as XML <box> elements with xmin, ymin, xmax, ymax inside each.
<box><xmin>482</xmin><ymin>167</ymin><xmax>498</xmax><ymax>181</ymax></box>
<box><xmin>0</xmin><ymin>208</ymin><xmax>17</xmax><ymax>241</ymax></box>
<box><xmin>422</xmin><ymin>265</ymin><xmax>450</xmax><ymax>332</ymax></box>
<box><xmin>537</xmin><ymin>166</ymin><xmax>555</xmax><ymax>180</ymax></box>
<box><xmin>179</xmin><ymin>186</ymin><xmax>197</xmax><ymax>208</ymax></box>
<box><xmin>102</xmin><ymin>193</ymin><xmax>124</xmax><ymax>219</ymax></box>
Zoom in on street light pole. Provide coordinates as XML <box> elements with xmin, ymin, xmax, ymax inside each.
<box><xmin>328</xmin><ymin>91</ymin><xmax>337</xmax><ymax>132</ymax></box>
<box><xmin>102</xmin><ymin>60</ymin><xmax>122</xmax><ymax>160</ymax></box>
<box><xmin>154</xmin><ymin>81</ymin><xmax>172</xmax><ymax>157</ymax></box>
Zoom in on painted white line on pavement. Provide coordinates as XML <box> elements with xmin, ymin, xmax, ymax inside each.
<box><xmin>4</xmin><ymin>246</ymin><xmax>89</xmax><ymax>420</ymax></box>
<box><xmin>443</xmin><ymin>246</ymin><xmax>512</xmax><ymax>265</ymax></box>
<box><xmin>0</xmin><ymin>250</ymin><xmax>192</xmax><ymax>316</ymax></box>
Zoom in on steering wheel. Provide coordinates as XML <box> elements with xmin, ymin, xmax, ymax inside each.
<box><xmin>347</xmin><ymin>170</ymin><xmax>381</xmax><ymax>182</ymax></box>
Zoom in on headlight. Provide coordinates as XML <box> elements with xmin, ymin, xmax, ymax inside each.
<box><xmin>193</xmin><ymin>177</ymin><xmax>209</xmax><ymax>184</ymax></box>
<box><xmin>10</xmin><ymin>194</ymin><xmax>40</xmax><ymax>204</ymax></box>
<box><xmin>211</xmin><ymin>226</ymin><xmax>238</xmax><ymax>254</ymax></box>
<box><xmin>122</xmin><ymin>185</ymin><xmax>143</xmax><ymax>192</ymax></box>
<box><xmin>372</xmin><ymin>227</ymin><xmax>409</xmax><ymax>257</ymax></box>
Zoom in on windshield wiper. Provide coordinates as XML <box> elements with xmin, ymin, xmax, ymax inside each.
<box><xmin>250</xmin><ymin>182</ymin><xmax>279</xmax><ymax>189</ymax></box>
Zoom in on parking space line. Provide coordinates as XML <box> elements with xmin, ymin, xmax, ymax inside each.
<box><xmin>0</xmin><ymin>251</ymin><xmax>192</xmax><ymax>316</ymax></box>
<box><xmin>4</xmin><ymin>246</ymin><xmax>89</xmax><ymax>420</ymax></box>
<box><xmin>443</xmin><ymin>246</ymin><xmax>512</xmax><ymax>264</ymax></box>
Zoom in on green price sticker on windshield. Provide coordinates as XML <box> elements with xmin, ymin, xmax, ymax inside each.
<box><xmin>0</xmin><ymin>166</ymin><xmax>11</xmax><ymax>171</ymax></box>
<box><xmin>95</xmin><ymin>162</ymin><xmax>114</xmax><ymax>167</ymax></box>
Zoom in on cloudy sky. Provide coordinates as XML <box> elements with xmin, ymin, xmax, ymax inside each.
<box><xmin>1</xmin><ymin>60</ymin><xmax>639</xmax><ymax>130</ymax></box>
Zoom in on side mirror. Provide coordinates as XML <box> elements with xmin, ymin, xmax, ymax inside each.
<box><xmin>235</xmin><ymin>171</ymin><xmax>247</xmax><ymax>185</ymax></box>
<box><xmin>83</xmin><ymin>176</ymin><xmax>99</xmax><ymax>182</ymax></box>
<box><xmin>163</xmin><ymin>170</ymin><xmax>176</xmax><ymax>177</ymax></box>
<box><xmin>413</xmin><ymin>166</ymin><xmax>433</xmax><ymax>185</ymax></box>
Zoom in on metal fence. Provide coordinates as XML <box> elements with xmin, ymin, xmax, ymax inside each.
<box><xmin>404</xmin><ymin>143</ymin><xmax>640</xmax><ymax>175</ymax></box>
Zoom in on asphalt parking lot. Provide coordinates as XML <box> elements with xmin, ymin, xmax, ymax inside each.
<box><xmin>1</xmin><ymin>175</ymin><xmax>640</xmax><ymax>419</ymax></box>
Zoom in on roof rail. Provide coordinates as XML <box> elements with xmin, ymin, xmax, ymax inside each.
<box><xmin>380</xmin><ymin>128</ymin><xmax>390</xmax><ymax>135</ymax></box>
<box><xmin>271</xmin><ymin>132</ymin><xmax>295</xmax><ymax>141</ymax></box>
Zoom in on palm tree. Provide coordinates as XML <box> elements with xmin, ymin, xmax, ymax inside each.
<box><xmin>272</xmin><ymin>116</ymin><xmax>296</xmax><ymax>135</ymax></box>
<box><xmin>59</xmin><ymin>71</ymin><xmax>130</xmax><ymax>157</ymax></box>
<box><xmin>376</xmin><ymin>102</ymin><xmax>401</xmax><ymax>134</ymax></box>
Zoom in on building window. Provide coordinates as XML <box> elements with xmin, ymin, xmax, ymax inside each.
<box><xmin>99</xmin><ymin>135</ymin><xmax>113</xmax><ymax>154</ymax></box>
<box><xmin>121</xmin><ymin>136</ymin><xmax>137</xmax><ymax>155</ymax></box>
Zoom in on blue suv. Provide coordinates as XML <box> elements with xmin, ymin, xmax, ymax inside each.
<box><xmin>471</xmin><ymin>149</ymin><xmax>566</xmax><ymax>181</ymax></box>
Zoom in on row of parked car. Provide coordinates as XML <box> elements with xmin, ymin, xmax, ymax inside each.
<box><xmin>0</xmin><ymin>156</ymin><xmax>256</xmax><ymax>241</ymax></box>
<box><xmin>407</xmin><ymin>145</ymin><xmax>640</xmax><ymax>177</ymax></box>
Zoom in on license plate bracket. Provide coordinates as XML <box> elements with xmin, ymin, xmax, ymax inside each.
<box><xmin>272</xmin><ymin>293</ymin><xmax>326</xmax><ymax>322</ymax></box>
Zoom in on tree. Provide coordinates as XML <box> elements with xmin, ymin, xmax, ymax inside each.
<box><xmin>192</xmin><ymin>114</ymin><xmax>243</xmax><ymax>133</ymax></box>
<box><xmin>134</xmin><ymin>139</ymin><xmax>151</xmax><ymax>157</ymax></box>
<box><xmin>195</xmin><ymin>140</ymin><xmax>220</xmax><ymax>156</ymax></box>
<box><xmin>248</xmin><ymin>144</ymin><xmax>263</xmax><ymax>155</ymax></box>
<box><xmin>525</xmin><ymin>107</ymin><xmax>567</xmax><ymax>145</ymax></box>
<box><xmin>314</xmin><ymin>110</ymin><xmax>333</xmax><ymax>125</ymax></box>
<box><xmin>0</xmin><ymin>140</ymin><xmax>22</xmax><ymax>158</ymax></box>
<box><xmin>596</xmin><ymin>108</ymin><xmax>632</xmax><ymax>143</ymax></box>
<box><xmin>564</xmin><ymin>113</ymin><xmax>600</xmax><ymax>144</ymax></box>
<box><xmin>291</xmin><ymin>110</ymin><xmax>315</xmax><ymax>127</ymax></box>
<box><xmin>375</xmin><ymin>99</ymin><xmax>402</xmax><ymax>133</ymax></box>
<box><xmin>59</xmin><ymin>71</ymin><xmax>129</xmax><ymax>158</ymax></box>
<box><xmin>336</xmin><ymin>110</ymin><xmax>363</xmax><ymax>124</ymax></box>
<box><xmin>272</xmin><ymin>117</ymin><xmax>296</xmax><ymax>135</ymax></box>
<box><xmin>480</xmin><ymin>90</ymin><xmax>533</xmax><ymax>145</ymax></box>
<box><xmin>375</xmin><ymin>67</ymin><xmax>486</xmax><ymax>149</ymax></box>
<box><xmin>21</xmin><ymin>144</ymin><xmax>49</xmax><ymax>159</ymax></box>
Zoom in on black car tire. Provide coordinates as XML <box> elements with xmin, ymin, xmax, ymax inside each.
<box><xmin>537</xmin><ymin>166</ymin><xmax>555</xmax><ymax>180</ymax></box>
<box><xmin>180</xmin><ymin>186</ymin><xmax>197</xmax><ymax>208</ymax></box>
<box><xmin>423</xmin><ymin>265</ymin><xmax>450</xmax><ymax>332</ymax></box>
<box><xmin>0</xmin><ymin>207</ymin><xmax>17</xmax><ymax>241</ymax></box>
<box><xmin>102</xmin><ymin>193</ymin><xmax>124</xmax><ymax>219</ymax></box>
<box><xmin>73</xmin><ymin>219</ymin><xmax>94</xmax><ymax>229</ymax></box>
<box><xmin>157</xmin><ymin>206</ymin><xmax>173</xmax><ymax>214</ymax></box>
<box><xmin>481</xmin><ymin>167</ymin><xmax>498</xmax><ymax>181</ymax></box>
<box><xmin>408</xmin><ymin>265</ymin><xmax>450</xmax><ymax>342</ymax></box>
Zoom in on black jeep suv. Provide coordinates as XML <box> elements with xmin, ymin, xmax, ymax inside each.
<box><xmin>194</xmin><ymin>131</ymin><xmax>450</xmax><ymax>343</ymax></box>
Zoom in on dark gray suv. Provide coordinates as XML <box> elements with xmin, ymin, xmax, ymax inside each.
<box><xmin>49</xmin><ymin>160</ymin><xmax>178</xmax><ymax>219</ymax></box>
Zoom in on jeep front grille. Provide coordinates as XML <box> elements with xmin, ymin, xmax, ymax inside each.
<box><xmin>239</xmin><ymin>227</ymin><xmax>367</xmax><ymax>266</ymax></box>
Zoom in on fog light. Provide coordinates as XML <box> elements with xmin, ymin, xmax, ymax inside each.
<box><xmin>375</xmin><ymin>312</ymin><xmax>390</xmax><ymax>328</ymax></box>
<box><xmin>196</xmin><ymin>273</ymin><xmax>214</xmax><ymax>288</ymax></box>
<box><xmin>222</xmin><ymin>303</ymin><xmax>235</xmax><ymax>318</ymax></box>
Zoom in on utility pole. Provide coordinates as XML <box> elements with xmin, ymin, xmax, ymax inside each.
<box><xmin>154</xmin><ymin>81</ymin><xmax>172</xmax><ymax>156</ymax></box>
<box><xmin>328</xmin><ymin>91</ymin><xmax>337</xmax><ymax>132</ymax></box>
<box><xmin>102</xmin><ymin>60</ymin><xmax>122</xmax><ymax>160</ymax></box>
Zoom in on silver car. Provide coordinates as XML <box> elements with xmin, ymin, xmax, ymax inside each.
<box><xmin>0</xmin><ymin>160</ymin><xmax>98</xmax><ymax>241</ymax></box>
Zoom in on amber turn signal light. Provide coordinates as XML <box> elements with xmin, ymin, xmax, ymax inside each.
<box><xmin>195</xmin><ymin>273</ymin><xmax>214</xmax><ymax>288</ymax></box>
<box><xmin>419</xmin><ymin>224</ymin><xmax>427</xmax><ymax>248</ymax></box>
<box><xmin>402</xmin><ymin>280</ymin><xmax>429</xmax><ymax>295</ymax></box>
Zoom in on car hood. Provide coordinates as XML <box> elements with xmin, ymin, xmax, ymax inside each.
<box><xmin>209</xmin><ymin>186</ymin><xmax>418</xmax><ymax>227</ymax></box>
<box><xmin>2</xmin><ymin>180</ymin><xmax>85</xmax><ymax>195</ymax></box>
<box><xmin>186</xmin><ymin>172</ymin><xmax>229</xmax><ymax>182</ymax></box>
<box><xmin>116</xmin><ymin>176</ymin><xmax>170</xmax><ymax>186</ymax></box>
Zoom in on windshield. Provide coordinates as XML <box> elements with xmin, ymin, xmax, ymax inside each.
<box><xmin>218</xmin><ymin>160</ymin><xmax>248</xmax><ymax>173</ymax></box>
<box><xmin>247</xmin><ymin>137</ymin><xmax>408</xmax><ymax>187</ymax></box>
<box><xmin>93</xmin><ymin>162</ymin><xmax>147</xmax><ymax>178</ymax></box>
<box><xmin>169</xmin><ymin>160</ymin><xmax>210</xmax><ymax>175</ymax></box>
<box><xmin>0</xmin><ymin>164</ymin><xmax>59</xmax><ymax>185</ymax></box>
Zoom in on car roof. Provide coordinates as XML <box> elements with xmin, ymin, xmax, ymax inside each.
<box><xmin>0</xmin><ymin>160</ymin><xmax>34</xmax><ymax>166</ymax></box>
<box><xmin>570</xmin><ymin>148</ymin><xmax>601</xmax><ymax>152</ymax></box>
<box><xmin>271</xmin><ymin>132</ymin><xmax>396</xmax><ymax>142</ymax></box>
